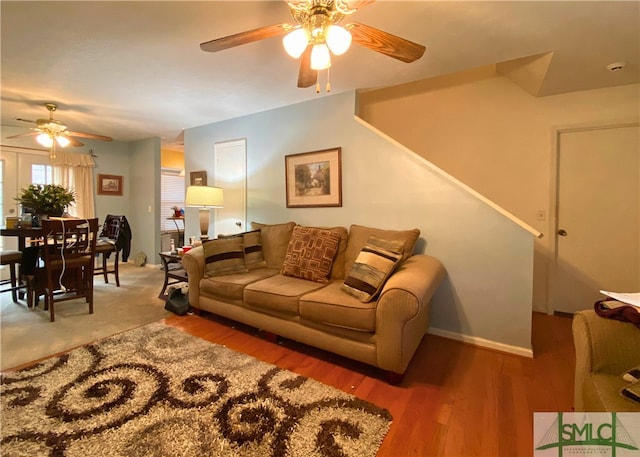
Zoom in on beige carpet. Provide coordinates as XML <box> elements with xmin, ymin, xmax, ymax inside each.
<box><xmin>0</xmin><ymin>263</ymin><xmax>170</xmax><ymax>371</ymax></box>
<box><xmin>1</xmin><ymin>322</ymin><xmax>392</xmax><ymax>457</ymax></box>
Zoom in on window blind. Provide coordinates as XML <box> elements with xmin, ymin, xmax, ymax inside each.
<box><xmin>161</xmin><ymin>170</ymin><xmax>185</xmax><ymax>231</ymax></box>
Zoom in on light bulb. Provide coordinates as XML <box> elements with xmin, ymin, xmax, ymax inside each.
<box><xmin>310</xmin><ymin>44</ymin><xmax>331</xmax><ymax>70</ymax></box>
<box><xmin>283</xmin><ymin>28</ymin><xmax>309</xmax><ymax>59</ymax></box>
<box><xmin>326</xmin><ymin>25</ymin><xmax>352</xmax><ymax>55</ymax></box>
<box><xmin>56</xmin><ymin>135</ymin><xmax>70</xmax><ymax>147</ymax></box>
<box><xmin>36</xmin><ymin>133</ymin><xmax>53</xmax><ymax>148</ymax></box>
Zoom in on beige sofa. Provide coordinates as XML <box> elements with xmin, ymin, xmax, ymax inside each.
<box><xmin>182</xmin><ymin>222</ymin><xmax>446</xmax><ymax>382</ymax></box>
<box><xmin>573</xmin><ymin>309</ymin><xmax>640</xmax><ymax>411</ymax></box>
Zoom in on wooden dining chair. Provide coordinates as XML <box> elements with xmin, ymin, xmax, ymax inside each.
<box><xmin>94</xmin><ymin>215</ymin><xmax>125</xmax><ymax>287</ymax></box>
<box><xmin>0</xmin><ymin>250</ymin><xmax>23</xmax><ymax>302</ymax></box>
<box><xmin>32</xmin><ymin>218</ymin><xmax>98</xmax><ymax>322</ymax></box>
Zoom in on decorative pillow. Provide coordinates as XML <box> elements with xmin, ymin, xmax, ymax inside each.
<box><xmin>218</xmin><ymin>230</ymin><xmax>267</xmax><ymax>270</ymax></box>
<box><xmin>203</xmin><ymin>237</ymin><xmax>248</xmax><ymax>277</ymax></box>
<box><xmin>344</xmin><ymin>224</ymin><xmax>420</xmax><ymax>274</ymax></box>
<box><xmin>281</xmin><ymin>226</ymin><xmax>341</xmax><ymax>283</ymax></box>
<box><xmin>342</xmin><ymin>236</ymin><xmax>404</xmax><ymax>302</ymax></box>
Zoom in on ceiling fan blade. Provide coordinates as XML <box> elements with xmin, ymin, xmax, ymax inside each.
<box><xmin>346</xmin><ymin>22</ymin><xmax>426</xmax><ymax>63</ymax></box>
<box><xmin>6</xmin><ymin>131</ymin><xmax>38</xmax><ymax>139</ymax></box>
<box><xmin>61</xmin><ymin>134</ymin><xmax>84</xmax><ymax>147</ymax></box>
<box><xmin>297</xmin><ymin>46</ymin><xmax>317</xmax><ymax>88</ymax></box>
<box><xmin>65</xmin><ymin>131</ymin><xmax>113</xmax><ymax>142</ymax></box>
<box><xmin>200</xmin><ymin>24</ymin><xmax>290</xmax><ymax>53</ymax></box>
<box><xmin>15</xmin><ymin>118</ymin><xmax>36</xmax><ymax>124</ymax></box>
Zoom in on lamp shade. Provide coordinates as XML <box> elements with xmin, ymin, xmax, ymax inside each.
<box><xmin>283</xmin><ymin>27</ymin><xmax>309</xmax><ymax>59</ymax></box>
<box><xmin>185</xmin><ymin>186</ymin><xmax>224</xmax><ymax>208</ymax></box>
<box><xmin>326</xmin><ymin>25</ymin><xmax>352</xmax><ymax>56</ymax></box>
<box><xmin>310</xmin><ymin>43</ymin><xmax>331</xmax><ymax>70</ymax></box>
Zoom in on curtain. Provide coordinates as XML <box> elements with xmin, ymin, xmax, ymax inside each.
<box><xmin>51</xmin><ymin>150</ymin><xmax>96</xmax><ymax>218</ymax></box>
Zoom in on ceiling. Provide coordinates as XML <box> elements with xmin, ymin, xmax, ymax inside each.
<box><xmin>1</xmin><ymin>1</ymin><xmax>638</xmax><ymax>150</ymax></box>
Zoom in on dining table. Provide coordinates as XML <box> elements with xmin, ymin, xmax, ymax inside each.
<box><xmin>1</xmin><ymin>226</ymin><xmax>44</xmax><ymax>251</ymax></box>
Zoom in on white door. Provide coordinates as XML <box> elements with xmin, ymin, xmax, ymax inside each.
<box><xmin>551</xmin><ymin>124</ymin><xmax>639</xmax><ymax>313</ymax></box>
<box><xmin>213</xmin><ymin>139</ymin><xmax>246</xmax><ymax>237</ymax></box>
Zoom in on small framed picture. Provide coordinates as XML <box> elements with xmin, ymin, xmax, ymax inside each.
<box><xmin>97</xmin><ymin>174</ymin><xmax>123</xmax><ymax>196</ymax></box>
<box><xmin>285</xmin><ymin>147</ymin><xmax>342</xmax><ymax>208</ymax></box>
<box><xmin>190</xmin><ymin>170</ymin><xmax>207</xmax><ymax>186</ymax></box>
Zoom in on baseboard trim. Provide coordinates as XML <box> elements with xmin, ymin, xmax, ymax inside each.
<box><xmin>427</xmin><ymin>328</ymin><xmax>534</xmax><ymax>358</ymax></box>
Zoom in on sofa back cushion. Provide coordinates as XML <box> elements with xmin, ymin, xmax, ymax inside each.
<box><xmin>203</xmin><ymin>237</ymin><xmax>248</xmax><ymax>276</ymax></box>
<box><xmin>342</xmin><ymin>236</ymin><xmax>404</xmax><ymax>302</ymax></box>
<box><xmin>281</xmin><ymin>225</ymin><xmax>341</xmax><ymax>284</ymax></box>
<box><xmin>344</xmin><ymin>224</ymin><xmax>420</xmax><ymax>274</ymax></box>
<box><xmin>250</xmin><ymin>221</ymin><xmax>296</xmax><ymax>269</ymax></box>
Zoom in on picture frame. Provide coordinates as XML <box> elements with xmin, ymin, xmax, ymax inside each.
<box><xmin>190</xmin><ymin>170</ymin><xmax>207</xmax><ymax>186</ymax></box>
<box><xmin>97</xmin><ymin>174</ymin><xmax>123</xmax><ymax>196</ymax></box>
<box><xmin>285</xmin><ymin>147</ymin><xmax>342</xmax><ymax>208</ymax></box>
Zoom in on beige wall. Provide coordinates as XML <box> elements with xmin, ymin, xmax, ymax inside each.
<box><xmin>358</xmin><ymin>70</ymin><xmax>639</xmax><ymax>312</ymax></box>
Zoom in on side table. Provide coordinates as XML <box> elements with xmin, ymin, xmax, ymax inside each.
<box><xmin>158</xmin><ymin>251</ymin><xmax>188</xmax><ymax>300</ymax></box>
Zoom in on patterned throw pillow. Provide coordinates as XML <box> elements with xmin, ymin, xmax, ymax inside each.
<box><xmin>342</xmin><ymin>236</ymin><xmax>404</xmax><ymax>302</ymax></box>
<box><xmin>218</xmin><ymin>230</ymin><xmax>267</xmax><ymax>270</ymax></box>
<box><xmin>281</xmin><ymin>226</ymin><xmax>340</xmax><ymax>283</ymax></box>
<box><xmin>203</xmin><ymin>237</ymin><xmax>248</xmax><ymax>277</ymax></box>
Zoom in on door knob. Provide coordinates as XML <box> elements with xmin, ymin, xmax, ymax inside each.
<box><xmin>558</xmin><ymin>229</ymin><xmax>568</xmax><ymax>236</ymax></box>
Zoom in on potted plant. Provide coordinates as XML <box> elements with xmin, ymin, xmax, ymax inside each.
<box><xmin>16</xmin><ymin>184</ymin><xmax>76</xmax><ymax>222</ymax></box>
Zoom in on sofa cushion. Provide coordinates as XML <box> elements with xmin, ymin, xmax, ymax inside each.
<box><xmin>218</xmin><ymin>230</ymin><xmax>267</xmax><ymax>270</ymax></box>
<box><xmin>344</xmin><ymin>224</ymin><xmax>420</xmax><ymax>274</ymax></box>
<box><xmin>200</xmin><ymin>268</ymin><xmax>279</xmax><ymax>301</ymax></box>
<box><xmin>251</xmin><ymin>221</ymin><xmax>296</xmax><ymax>269</ymax></box>
<box><xmin>299</xmin><ymin>281</ymin><xmax>376</xmax><ymax>332</ymax></box>
<box><xmin>244</xmin><ymin>274</ymin><xmax>327</xmax><ymax>315</ymax></box>
<box><xmin>281</xmin><ymin>226</ymin><xmax>341</xmax><ymax>284</ymax></box>
<box><xmin>342</xmin><ymin>237</ymin><xmax>404</xmax><ymax>302</ymax></box>
<box><xmin>203</xmin><ymin>238</ymin><xmax>248</xmax><ymax>276</ymax></box>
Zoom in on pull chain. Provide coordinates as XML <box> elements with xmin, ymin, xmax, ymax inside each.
<box><xmin>326</xmin><ymin>67</ymin><xmax>331</xmax><ymax>93</ymax></box>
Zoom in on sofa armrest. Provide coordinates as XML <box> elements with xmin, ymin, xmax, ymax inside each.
<box><xmin>375</xmin><ymin>254</ymin><xmax>446</xmax><ymax>374</ymax></box>
<box><xmin>182</xmin><ymin>246</ymin><xmax>205</xmax><ymax>309</ymax></box>
<box><xmin>573</xmin><ymin>310</ymin><xmax>640</xmax><ymax>410</ymax></box>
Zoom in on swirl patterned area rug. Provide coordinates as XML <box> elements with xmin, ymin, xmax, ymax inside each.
<box><xmin>1</xmin><ymin>322</ymin><xmax>392</xmax><ymax>457</ymax></box>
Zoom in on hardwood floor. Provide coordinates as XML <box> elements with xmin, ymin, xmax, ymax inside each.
<box><xmin>164</xmin><ymin>311</ymin><xmax>575</xmax><ymax>457</ymax></box>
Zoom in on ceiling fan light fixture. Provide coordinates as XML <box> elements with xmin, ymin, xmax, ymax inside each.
<box><xmin>56</xmin><ymin>135</ymin><xmax>70</xmax><ymax>147</ymax></box>
<box><xmin>310</xmin><ymin>43</ymin><xmax>331</xmax><ymax>70</ymax></box>
<box><xmin>325</xmin><ymin>25</ymin><xmax>351</xmax><ymax>55</ymax></box>
<box><xmin>283</xmin><ymin>27</ymin><xmax>310</xmax><ymax>58</ymax></box>
<box><xmin>36</xmin><ymin>133</ymin><xmax>53</xmax><ymax>148</ymax></box>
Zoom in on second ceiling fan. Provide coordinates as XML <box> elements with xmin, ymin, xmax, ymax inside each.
<box><xmin>200</xmin><ymin>0</ymin><xmax>426</xmax><ymax>91</ymax></box>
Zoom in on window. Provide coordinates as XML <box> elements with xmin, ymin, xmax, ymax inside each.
<box><xmin>32</xmin><ymin>164</ymin><xmax>53</xmax><ymax>185</ymax></box>
<box><xmin>160</xmin><ymin>169</ymin><xmax>185</xmax><ymax>231</ymax></box>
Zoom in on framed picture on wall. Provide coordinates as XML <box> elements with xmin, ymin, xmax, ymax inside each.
<box><xmin>190</xmin><ymin>170</ymin><xmax>207</xmax><ymax>186</ymax></box>
<box><xmin>285</xmin><ymin>147</ymin><xmax>342</xmax><ymax>208</ymax></box>
<box><xmin>97</xmin><ymin>174</ymin><xmax>123</xmax><ymax>196</ymax></box>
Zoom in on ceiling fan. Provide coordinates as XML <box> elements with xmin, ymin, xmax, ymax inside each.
<box><xmin>200</xmin><ymin>0</ymin><xmax>426</xmax><ymax>92</ymax></box>
<box><xmin>7</xmin><ymin>103</ymin><xmax>113</xmax><ymax>158</ymax></box>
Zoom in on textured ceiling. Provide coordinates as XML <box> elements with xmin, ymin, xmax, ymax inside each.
<box><xmin>1</xmin><ymin>1</ymin><xmax>638</xmax><ymax>150</ymax></box>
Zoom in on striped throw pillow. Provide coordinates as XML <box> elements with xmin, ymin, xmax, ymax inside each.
<box><xmin>218</xmin><ymin>230</ymin><xmax>267</xmax><ymax>270</ymax></box>
<box><xmin>281</xmin><ymin>226</ymin><xmax>340</xmax><ymax>283</ymax></box>
<box><xmin>342</xmin><ymin>237</ymin><xmax>404</xmax><ymax>302</ymax></box>
<box><xmin>203</xmin><ymin>237</ymin><xmax>248</xmax><ymax>277</ymax></box>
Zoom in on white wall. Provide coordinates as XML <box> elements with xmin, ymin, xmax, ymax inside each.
<box><xmin>185</xmin><ymin>91</ymin><xmax>537</xmax><ymax>356</ymax></box>
<box><xmin>358</xmin><ymin>71</ymin><xmax>640</xmax><ymax>312</ymax></box>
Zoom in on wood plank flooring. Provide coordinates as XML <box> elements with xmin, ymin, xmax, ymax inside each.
<box><xmin>164</xmin><ymin>311</ymin><xmax>575</xmax><ymax>457</ymax></box>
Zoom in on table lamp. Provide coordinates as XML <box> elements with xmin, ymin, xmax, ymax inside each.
<box><xmin>185</xmin><ymin>185</ymin><xmax>223</xmax><ymax>240</ymax></box>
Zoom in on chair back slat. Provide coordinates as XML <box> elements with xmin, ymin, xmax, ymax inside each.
<box><xmin>41</xmin><ymin>219</ymin><xmax>99</xmax><ymax>263</ymax></box>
